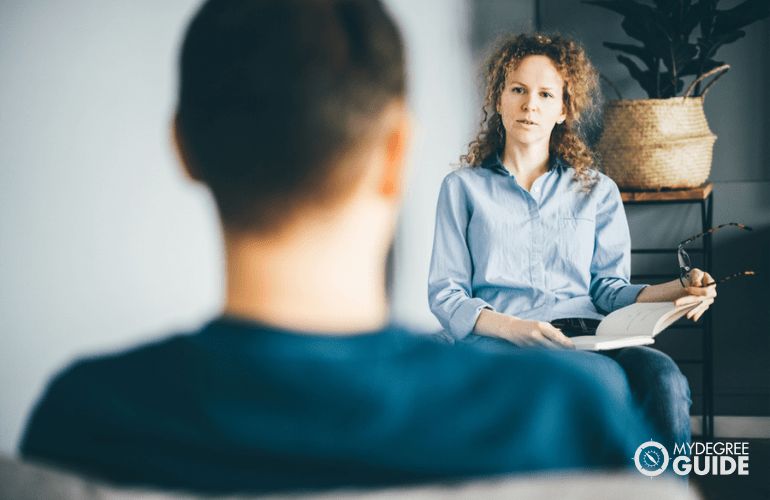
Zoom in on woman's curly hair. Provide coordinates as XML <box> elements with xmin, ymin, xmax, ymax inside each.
<box><xmin>461</xmin><ymin>33</ymin><xmax>600</xmax><ymax>190</ymax></box>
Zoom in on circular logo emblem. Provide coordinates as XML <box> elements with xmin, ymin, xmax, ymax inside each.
<box><xmin>634</xmin><ymin>440</ymin><xmax>669</xmax><ymax>476</ymax></box>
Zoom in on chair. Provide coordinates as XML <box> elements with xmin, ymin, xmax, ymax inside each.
<box><xmin>0</xmin><ymin>454</ymin><xmax>699</xmax><ymax>500</ymax></box>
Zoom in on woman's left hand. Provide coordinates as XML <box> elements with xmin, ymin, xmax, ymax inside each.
<box><xmin>674</xmin><ymin>268</ymin><xmax>717</xmax><ymax>321</ymax></box>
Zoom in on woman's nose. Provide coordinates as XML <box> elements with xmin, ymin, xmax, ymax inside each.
<box><xmin>523</xmin><ymin>98</ymin><xmax>536</xmax><ymax>111</ymax></box>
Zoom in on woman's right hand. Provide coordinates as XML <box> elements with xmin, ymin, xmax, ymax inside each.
<box><xmin>473</xmin><ymin>309</ymin><xmax>574</xmax><ymax>349</ymax></box>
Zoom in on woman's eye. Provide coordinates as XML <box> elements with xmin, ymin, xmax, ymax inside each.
<box><xmin>542</xmin><ymin>92</ymin><xmax>553</xmax><ymax>98</ymax></box>
<box><xmin>512</xmin><ymin>87</ymin><xmax>523</xmax><ymax>93</ymax></box>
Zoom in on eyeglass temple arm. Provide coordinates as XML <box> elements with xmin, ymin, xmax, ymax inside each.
<box><xmin>679</xmin><ymin>223</ymin><xmax>753</xmax><ymax>246</ymax></box>
<box><xmin>690</xmin><ymin>271</ymin><xmax>757</xmax><ymax>288</ymax></box>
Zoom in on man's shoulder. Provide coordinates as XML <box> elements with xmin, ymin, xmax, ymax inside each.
<box><xmin>25</xmin><ymin>320</ymin><xmax>620</xmax><ymax>404</ymax></box>
<box><xmin>20</xmin><ymin>321</ymin><xmax>647</xmax><ymax>489</ymax></box>
<box><xmin>19</xmin><ymin>329</ymin><xmax>196</xmax><ymax>460</ymax></box>
<box><xmin>388</xmin><ymin>329</ymin><xmax>617</xmax><ymax>388</ymax></box>
<box><xmin>24</xmin><ymin>330</ymin><xmax>196</xmax><ymax>425</ymax></box>
<box><xmin>52</xmin><ymin>331</ymin><xmax>193</xmax><ymax>391</ymax></box>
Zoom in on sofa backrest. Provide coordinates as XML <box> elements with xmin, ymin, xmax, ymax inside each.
<box><xmin>0</xmin><ymin>455</ymin><xmax>699</xmax><ymax>500</ymax></box>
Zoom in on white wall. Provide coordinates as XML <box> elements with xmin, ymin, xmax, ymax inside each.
<box><xmin>387</xmin><ymin>0</ymin><xmax>474</xmax><ymax>330</ymax></box>
<box><xmin>0</xmin><ymin>1</ymin><xmax>472</xmax><ymax>454</ymax></box>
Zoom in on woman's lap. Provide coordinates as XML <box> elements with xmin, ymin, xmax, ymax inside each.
<box><xmin>466</xmin><ymin>336</ymin><xmax>691</xmax><ymax>454</ymax></box>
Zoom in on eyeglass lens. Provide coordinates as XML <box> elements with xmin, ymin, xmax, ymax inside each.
<box><xmin>678</xmin><ymin>222</ymin><xmax>755</xmax><ymax>288</ymax></box>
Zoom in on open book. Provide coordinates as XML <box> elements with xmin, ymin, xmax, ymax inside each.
<box><xmin>570</xmin><ymin>302</ymin><xmax>699</xmax><ymax>351</ymax></box>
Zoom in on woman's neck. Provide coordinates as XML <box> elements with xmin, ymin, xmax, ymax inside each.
<box><xmin>500</xmin><ymin>142</ymin><xmax>550</xmax><ymax>191</ymax></box>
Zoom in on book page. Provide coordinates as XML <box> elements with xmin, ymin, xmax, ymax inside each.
<box><xmin>596</xmin><ymin>302</ymin><xmax>698</xmax><ymax>337</ymax></box>
<box><xmin>571</xmin><ymin>335</ymin><xmax>655</xmax><ymax>351</ymax></box>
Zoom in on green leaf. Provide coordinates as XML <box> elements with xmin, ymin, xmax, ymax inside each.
<box><xmin>713</xmin><ymin>0</ymin><xmax>770</xmax><ymax>35</ymax></box>
<box><xmin>660</xmin><ymin>71</ymin><xmax>684</xmax><ymax>99</ymax></box>
<box><xmin>683</xmin><ymin>58</ymin><xmax>726</xmax><ymax>96</ymax></box>
<box><xmin>632</xmin><ymin>17</ymin><xmax>675</xmax><ymax>59</ymax></box>
<box><xmin>680</xmin><ymin>57</ymin><xmax>724</xmax><ymax>77</ymax></box>
<box><xmin>653</xmin><ymin>70</ymin><xmax>685</xmax><ymax>98</ymax></box>
<box><xmin>700</xmin><ymin>59</ymin><xmax>725</xmax><ymax>74</ymax></box>
<box><xmin>604</xmin><ymin>42</ymin><xmax>656</xmax><ymax>70</ymax></box>
<box><xmin>586</xmin><ymin>0</ymin><xmax>761</xmax><ymax>98</ymax></box>
<box><xmin>665</xmin><ymin>40</ymin><xmax>698</xmax><ymax>79</ymax></box>
<box><xmin>582</xmin><ymin>0</ymin><xmax>661</xmax><ymax>22</ymax></box>
<box><xmin>658</xmin><ymin>76</ymin><xmax>685</xmax><ymax>98</ymax></box>
<box><xmin>652</xmin><ymin>0</ymin><xmax>683</xmax><ymax>18</ymax></box>
<box><xmin>681</xmin><ymin>1</ymin><xmax>701</xmax><ymax>36</ymax></box>
<box><xmin>617</xmin><ymin>8</ymin><xmax>698</xmax><ymax>85</ymax></box>
<box><xmin>621</xmin><ymin>16</ymin><xmax>670</xmax><ymax>52</ymax></box>
<box><xmin>617</xmin><ymin>54</ymin><xmax>658</xmax><ymax>98</ymax></box>
<box><xmin>656</xmin><ymin>0</ymin><xmax>692</xmax><ymax>37</ymax></box>
<box><xmin>698</xmin><ymin>30</ymin><xmax>745</xmax><ymax>61</ymax></box>
<box><xmin>695</xmin><ymin>0</ymin><xmax>718</xmax><ymax>39</ymax></box>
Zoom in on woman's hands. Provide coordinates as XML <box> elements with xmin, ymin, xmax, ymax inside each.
<box><xmin>473</xmin><ymin>309</ymin><xmax>574</xmax><ymax>349</ymax></box>
<box><xmin>676</xmin><ymin>268</ymin><xmax>717</xmax><ymax>321</ymax></box>
<box><xmin>636</xmin><ymin>267</ymin><xmax>717</xmax><ymax>322</ymax></box>
<box><xmin>471</xmin><ymin>267</ymin><xmax>717</xmax><ymax>348</ymax></box>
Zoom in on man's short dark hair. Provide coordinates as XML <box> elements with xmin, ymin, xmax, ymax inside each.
<box><xmin>177</xmin><ymin>0</ymin><xmax>406</xmax><ymax>232</ymax></box>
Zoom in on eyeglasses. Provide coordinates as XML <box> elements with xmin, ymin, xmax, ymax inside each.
<box><xmin>678</xmin><ymin>222</ymin><xmax>755</xmax><ymax>288</ymax></box>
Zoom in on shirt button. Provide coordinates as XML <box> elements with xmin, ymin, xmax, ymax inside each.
<box><xmin>533</xmin><ymin>186</ymin><xmax>541</xmax><ymax>193</ymax></box>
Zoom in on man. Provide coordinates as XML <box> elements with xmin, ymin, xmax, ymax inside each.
<box><xmin>21</xmin><ymin>0</ymin><xmax>652</xmax><ymax>494</ymax></box>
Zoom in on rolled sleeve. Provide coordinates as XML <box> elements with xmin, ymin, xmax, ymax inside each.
<box><xmin>428</xmin><ymin>173</ymin><xmax>492</xmax><ymax>340</ymax></box>
<box><xmin>449</xmin><ymin>298</ymin><xmax>495</xmax><ymax>340</ymax></box>
<box><xmin>613</xmin><ymin>282</ymin><xmax>647</xmax><ymax>309</ymax></box>
<box><xmin>589</xmin><ymin>178</ymin><xmax>648</xmax><ymax>314</ymax></box>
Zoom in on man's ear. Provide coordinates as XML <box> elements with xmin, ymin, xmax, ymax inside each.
<box><xmin>380</xmin><ymin>105</ymin><xmax>410</xmax><ymax>199</ymax></box>
<box><xmin>172</xmin><ymin>112</ymin><xmax>203</xmax><ymax>182</ymax></box>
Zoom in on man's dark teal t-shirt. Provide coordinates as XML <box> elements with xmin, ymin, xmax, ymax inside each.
<box><xmin>21</xmin><ymin>316</ymin><xmax>650</xmax><ymax>494</ymax></box>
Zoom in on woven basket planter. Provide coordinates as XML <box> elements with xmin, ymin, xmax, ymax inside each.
<box><xmin>597</xmin><ymin>66</ymin><xmax>729</xmax><ymax>190</ymax></box>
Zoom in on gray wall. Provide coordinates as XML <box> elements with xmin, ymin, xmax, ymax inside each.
<box><xmin>389</xmin><ymin>1</ymin><xmax>475</xmax><ymax>330</ymax></box>
<box><xmin>0</xmin><ymin>0</ymin><xmax>219</xmax><ymax>456</ymax></box>
<box><xmin>537</xmin><ymin>0</ymin><xmax>770</xmax><ymax>417</ymax></box>
<box><xmin>0</xmin><ymin>0</ymin><xmax>474</xmax><ymax>454</ymax></box>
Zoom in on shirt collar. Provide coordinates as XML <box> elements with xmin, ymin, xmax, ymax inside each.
<box><xmin>482</xmin><ymin>151</ymin><xmax>567</xmax><ymax>175</ymax></box>
<box><xmin>480</xmin><ymin>151</ymin><xmax>507</xmax><ymax>174</ymax></box>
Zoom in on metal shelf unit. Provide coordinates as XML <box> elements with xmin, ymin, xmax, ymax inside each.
<box><xmin>620</xmin><ymin>183</ymin><xmax>714</xmax><ymax>438</ymax></box>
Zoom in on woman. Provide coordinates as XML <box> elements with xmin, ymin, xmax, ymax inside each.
<box><xmin>428</xmin><ymin>33</ymin><xmax>716</xmax><ymax>455</ymax></box>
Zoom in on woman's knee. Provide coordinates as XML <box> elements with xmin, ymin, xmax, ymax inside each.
<box><xmin>617</xmin><ymin>347</ymin><xmax>690</xmax><ymax>399</ymax></box>
<box><xmin>658</xmin><ymin>362</ymin><xmax>690</xmax><ymax>402</ymax></box>
<box><xmin>554</xmin><ymin>350</ymin><xmax>632</xmax><ymax>397</ymax></box>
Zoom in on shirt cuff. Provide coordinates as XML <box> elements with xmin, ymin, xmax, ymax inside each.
<box><xmin>614</xmin><ymin>284</ymin><xmax>648</xmax><ymax>310</ymax></box>
<box><xmin>449</xmin><ymin>298</ymin><xmax>495</xmax><ymax>340</ymax></box>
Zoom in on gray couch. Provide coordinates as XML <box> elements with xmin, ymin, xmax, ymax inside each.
<box><xmin>0</xmin><ymin>455</ymin><xmax>699</xmax><ymax>500</ymax></box>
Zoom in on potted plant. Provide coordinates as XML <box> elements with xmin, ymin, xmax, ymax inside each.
<box><xmin>583</xmin><ymin>0</ymin><xmax>769</xmax><ymax>190</ymax></box>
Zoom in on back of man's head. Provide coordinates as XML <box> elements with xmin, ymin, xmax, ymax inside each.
<box><xmin>176</xmin><ymin>0</ymin><xmax>405</xmax><ymax>233</ymax></box>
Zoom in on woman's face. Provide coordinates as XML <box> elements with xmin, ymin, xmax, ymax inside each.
<box><xmin>497</xmin><ymin>55</ymin><xmax>567</xmax><ymax>150</ymax></box>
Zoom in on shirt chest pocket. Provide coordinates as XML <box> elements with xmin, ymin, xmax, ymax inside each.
<box><xmin>556</xmin><ymin>215</ymin><xmax>596</xmax><ymax>272</ymax></box>
<box><xmin>468</xmin><ymin>211</ymin><xmax>528</xmax><ymax>275</ymax></box>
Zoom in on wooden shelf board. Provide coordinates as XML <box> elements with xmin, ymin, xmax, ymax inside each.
<box><xmin>620</xmin><ymin>183</ymin><xmax>712</xmax><ymax>202</ymax></box>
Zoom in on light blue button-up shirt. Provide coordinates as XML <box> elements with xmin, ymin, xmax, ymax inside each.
<box><xmin>428</xmin><ymin>154</ymin><xmax>647</xmax><ymax>340</ymax></box>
